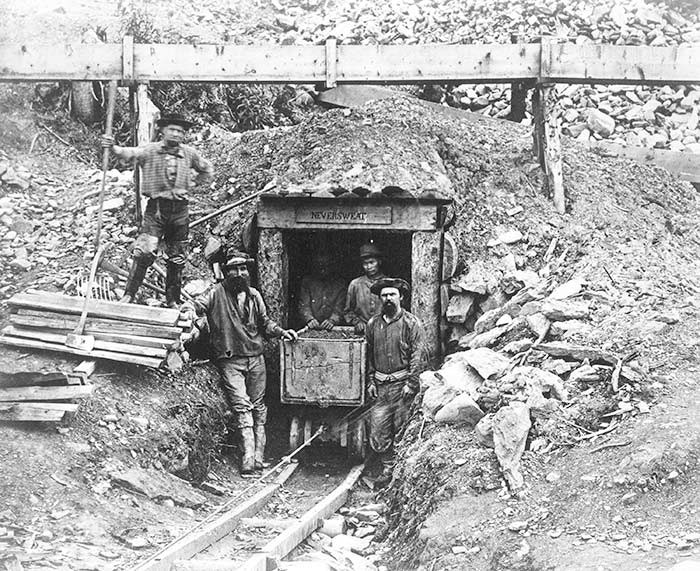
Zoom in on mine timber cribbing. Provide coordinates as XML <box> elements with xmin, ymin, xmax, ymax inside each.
<box><xmin>0</xmin><ymin>40</ymin><xmax>698</xmax><ymax>85</ymax></box>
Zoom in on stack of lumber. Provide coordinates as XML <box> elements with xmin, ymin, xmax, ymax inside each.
<box><xmin>0</xmin><ymin>290</ymin><xmax>193</xmax><ymax>369</ymax></box>
<box><xmin>0</xmin><ymin>369</ymin><xmax>93</xmax><ymax>422</ymax></box>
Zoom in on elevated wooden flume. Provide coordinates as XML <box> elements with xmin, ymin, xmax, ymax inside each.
<box><xmin>1</xmin><ymin>38</ymin><xmax>697</xmax><ymax>211</ymax></box>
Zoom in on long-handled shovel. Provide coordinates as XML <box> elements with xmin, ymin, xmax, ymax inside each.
<box><xmin>66</xmin><ymin>80</ymin><xmax>118</xmax><ymax>351</ymax></box>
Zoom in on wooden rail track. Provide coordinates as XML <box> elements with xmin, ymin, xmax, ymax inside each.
<box><xmin>131</xmin><ymin>462</ymin><xmax>365</xmax><ymax>571</ymax></box>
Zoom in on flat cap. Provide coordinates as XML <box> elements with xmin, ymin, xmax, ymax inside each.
<box><xmin>370</xmin><ymin>277</ymin><xmax>410</xmax><ymax>297</ymax></box>
<box><xmin>156</xmin><ymin>113</ymin><xmax>194</xmax><ymax>130</ymax></box>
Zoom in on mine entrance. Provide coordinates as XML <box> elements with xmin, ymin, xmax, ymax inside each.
<box><xmin>285</xmin><ymin>230</ymin><xmax>413</xmax><ymax>329</ymax></box>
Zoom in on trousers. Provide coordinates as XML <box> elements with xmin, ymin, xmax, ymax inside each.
<box><xmin>216</xmin><ymin>355</ymin><xmax>267</xmax><ymax>429</ymax></box>
<box><xmin>133</xmin><ymin>198</ymin><xmax>189</xmax><ymax>266</ymax></box>
<box><xmin>369</xmin><ymin>381</ymin><xmax>411</xmax><ymax>456</ymax></box>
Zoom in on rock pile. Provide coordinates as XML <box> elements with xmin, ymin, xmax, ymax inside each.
<box><xmin>424</xmin><ymin>255</ymin><xmax>652</xmax><ymax>490</ymax></box>
<box><xmin>261</xmin><ymin>0</ymin><xmax>700</xmax><ymax>153</ymax></box>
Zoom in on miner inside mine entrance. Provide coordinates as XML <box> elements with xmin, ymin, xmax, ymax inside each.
<box><xmin>286</xmin><ymin>231</ymin><xmax>413</xmax><ymax>331</ymax></box>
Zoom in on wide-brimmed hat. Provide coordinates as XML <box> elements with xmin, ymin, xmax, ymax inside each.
<box><xmin>224</xmin><ymin>251</ymin><xmax>255</xmax><ymax>267</ymax></box>
<box><xmin>156</xmin><ymin>113</ymin><xmax>194</xmax><ymax>130</ymax></box>
<box><xmin>370</xmin><ymin>277</ymin><xmax>410</xmax><ymax>297</ymax></box>
<box><xmin>359</xmin><ymin>243</ymin><xmax>382</xmax><ymax>259</ymax></box>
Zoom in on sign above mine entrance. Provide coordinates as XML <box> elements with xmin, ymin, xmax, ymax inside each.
<box><xmin>295</xmin><ymin>205</ymin><xmax>392</xmax><ymax>225</ymax></box>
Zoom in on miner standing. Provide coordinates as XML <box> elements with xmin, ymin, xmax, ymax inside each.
<box><xmin>365</xmin><ymin>277</ymin><xmax>425</xmax><ymax>488</ymax></box>
<box><xmin>186</xmin><ymin>252</ymin><xmax>298</xmax><ymax>474</ymax></box>
<box><xmin>344</xmin><ymin>243</ymin><xmax>386</xmax><ymax>334</ymax></box>
<box><xmin>101</xmin><ymin>114</ymin><xmax>213</xmax><ymax>307</ymax></box>
<box><xmin>297</xmin><ymin>250</ymin><xmax>346</xmax><ymax>330</ymax></box>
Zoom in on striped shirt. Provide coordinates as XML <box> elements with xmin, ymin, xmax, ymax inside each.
<box><xmin>116</xmin><ymin>141</ymin><xmax>213</xmax><ymax>201</ymax></box>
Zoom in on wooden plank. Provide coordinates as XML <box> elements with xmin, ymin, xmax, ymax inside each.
<box><xmin>0</xmin><ymin>384</ymin><xmax>93</xmax><ymax>402</ymax></box>
<box><xmin>134</xmin><ymin>44</ymin><xmax>325</xmax><ymax>82</ymax></box>
<box><xmin>537</xmin><ymin>77</ymin><xmax>565</xmax><ymax>213</ymax></box>
<box><xmin>336</xmin><ymin>44</ymin><xmax>541</xmax><ymax>83</ymax></box>
<box><xmin>9</xmin><ymin>291</ymin><xmax>180</xmax><ymax>326</ymax></box>
<box><xmin>15</xmin><ymin>309</ymin><xmax>182</xmax><ymax>339</ymax></box>
<box><xmin>325</xmin><ymin>38</ymin><xmax>337</xmax><ymax>88</ymax></box>
<box><xmin>412</xmin><ymin>231</ymin><xmax>441</xmax><ymax>363</ymax></box>
<box><xmin>258</xmin><ymin>202</ymin><xmax>438</xmax><ymax>231</ymax></box>
<box><xmin>0</xmin><ymin>335</ymin><xmax>164</xmax><ymax>369</ymax></box>
<box><xmin>0</xmin><ymin>43</ymin><xmax>122</xmax><ymax>80</ymax></box>
<box><xmin>0</xmin><ymin>372</ymin><xmax>68</xmax><ymax>388</ymax></box>
<box><xmin>133</xmin><ymin>463</ymin><xmax>299</xmax><ymax>571</ymax></box>
<box><xmin>587</xmin><ymin>141</ymin><xmax>700</xmax><ymax>183</ymax></box>
<box><xmin>10</xmin><ymin>315</ymin><xmax>178</xmax><ymax>350</ymax></box>
<box><xmin>544</xmin><ymin>44</ymin><xmax>700</xmax><ymax>85</ymax></box>
<box><xmin>3</xmin><ymin>326</ymin><xmax>168</xmax><ymax>359</ymax></box>
<box><xmin>0</xmin><ymin>402</ymin><xmax>79</xmax><ymax>422</ymax></box>
<box><xmin>73</xmin><ymin>360</ymin><xmax>96</xmax><ymax>378</ymax></box>
<box><xmin>239</xmin><ymin>464</ymin><xmax>365</xmax><ymax>569</ymax></box>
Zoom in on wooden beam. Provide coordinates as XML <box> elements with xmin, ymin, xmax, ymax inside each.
<box><xmin>535</xmin><ymin>80</ymin><xmax>565</xmax><ymax>214</ymax></box>
<box><xmin>544</xmin><ymin>44</ymin><xmax>700</xmax><ymax>85</ymax></box>
<box><xmin>238</xmin><ymin>465</ymin><xmax>365</xmax><ymax>571</ymax></box>
<box><xmin>588</xmin><ymin>141</ymin><xmax>700</xmax><ymax>183</ymax></box>
<box><xmin>2</xmin><ymin>326</ymin><xmax>168</xmax><ymax>359</ymax></box>
<box><xmin>9</xmin><ymin>290</ymin><xmax>180</xmax><ymax>326</ymax></box>
<box><xmin>0</xmin><ymin>402</ymin><xmax>79</xmax><ymax>422</ymax></box>
<box><xmin>412</xmin><ymin>231</ymin><xmax>442</xmax><ymax>364</ymax></box>
<box><xmin>257</xmin><ymin>229</ymin><xmax>288</xmax><ymax>328</ymax></box>
<box><xmin>0</xmin><ymin>384</ymin><xmax>93</xmax><ymax>402</ymax></box>
<box><xmin>13</xmin><ymin>309</ymin><xmax>182</xmax><ymax>339</ymax></box>
<box><xmin>325</xmin><ymin>38</ymin><xmax>337</xmax><ymax>88</ymax></box>
<box><xmin>133</xmin><ymin>463</ymin><xmax>299</xmax><ymax>571</ymax></box>
<box><xmin>0</xmin><ymin>335</ymin><xmax>164</xmax><ymax>368</ymax></box>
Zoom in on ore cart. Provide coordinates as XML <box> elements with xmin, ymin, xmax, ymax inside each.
<box><xmin>280</xmin><ymin>327</ymin><xmax>367</xmax><ymax>459</ymax></box>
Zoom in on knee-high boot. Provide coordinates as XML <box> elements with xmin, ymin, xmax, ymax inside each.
<box><xmin>165</xmin><ymin>261</ymin><xmax>183</xmax><ymax>308</ymax></box>
<box><xmin>120</xmin><ymin>259</ymin><xmax>149</xmax><ymax>303</ymax></box>
<box><xmin>253</xmin><ymin>424</ymin><xmax>267</xmax><ymax>470</ymax></box>
<box><xmin>239</xmin><ymin>427</ymin><xmax>255</xmax><ymax>475</ymax></box>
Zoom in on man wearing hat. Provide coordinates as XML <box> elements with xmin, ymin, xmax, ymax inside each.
<box><xmin>187</xmin><ymin>252</ymin><xmax>298</xmax><ymax>474</ymax></box>
<box><xmin>365</xmin><ymin>277</ymin><xmax>425</xmax><ymax>488</ymax></box>
<box><xmin>343</xmin><ymin>243</ymin><xmax>386</xmax><ymax>334</ymax></box>
<box><xmin>101</xmin><ymin>113</ymin><xmax>213</xmax><ymax>307</ymax></box>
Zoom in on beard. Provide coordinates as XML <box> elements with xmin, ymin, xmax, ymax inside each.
<box><xmin>382</xmin><ymin>300</ymin><xmax>398</xmax><ymax>318</ymax></box>
<box><xmin>224</xmin><ymin>275</ymin><xmax>250</xmax><ymax>294</ymax></box>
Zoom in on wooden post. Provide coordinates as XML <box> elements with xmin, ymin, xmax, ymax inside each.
<box><xmin>533</xmin><ymin>83</ymin><xmax>565</xmax><ymax>213</ymax></box>
<box><xmin>411</xmin><ymin>231</ymin><xmax>441</xmax><ymax>365</ymax></box>
<box><xmin>257</xmin><ymin>229</ymin><xmax>288</xmax><ymax>327</ymax></box>
<box><xmin>133</xmin><ymin>83</ymin><xmax>159</xmax><ymax>224</ymax></box>
<box><xmin>508</xmin><ymin>80</ymin><xmax>528</xmax><ymax>123</ymax></box>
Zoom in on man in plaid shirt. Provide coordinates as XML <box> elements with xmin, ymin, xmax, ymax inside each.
<box><xmin>101</xmin><ymin>114</ymin><xmax>213</xmax><ymax>307</ymax></box>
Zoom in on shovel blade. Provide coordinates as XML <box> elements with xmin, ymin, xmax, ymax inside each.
<box><xmin>65</xmin><ymin>333</ymin><xmax>96</xmax><ymax>352</ymax></box>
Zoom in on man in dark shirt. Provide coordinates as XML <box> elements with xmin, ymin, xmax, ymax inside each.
<box><xmin>101</xmin><ymin>114</ymin><xmax>213</xmax><ymax>307</ymax></box>
<box><xmin>344</xmin><ymin>243</ymin><xmax>386</xmax><ymax>334</ymax></box>
<box><xmin>365</xmin><ymin>277</ymin><xmax>425</xmax><ymax>487</ymax></box>
<box><xmin>298</xmin><ymin>251</ymin><xmax>346</xmax><ymax>330</ymax></box>
<box><xmin>188</xmin><ymin>252</ymin><xmax>298</xmax><ymax>474</ymax></box>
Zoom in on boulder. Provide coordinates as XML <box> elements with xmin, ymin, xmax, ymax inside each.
<box><xmin>434</xmin><ymin>393</ymin><xmax>484</xmax><ymax>426</ymax></box>
<box><xmin>422</xmin><ymin>384</ymin><xmax>459</xmax><ymax>417</ymax></box>
<box><xmin>474</xmin><ymin>301</ymin><xmax>521</xmax><ymax>333</ymax></box>
<box><xmin>475</xmin><ymin>414</ymin><xmax>495</xmax><ymax>447</ymax></box>
<box><xmin>526</xmin><ymin>313</ymin><xmax>550</xmax><ymax>339</ymax></box>
<box><xmin>539</xmin><ymin>299</ymin><xmax>590</xmax><ymax>321</ymax></box>
<box><xmin>549</xmin><ymin>278</ymin><xmax>584</xmax><ymax>300</ymax></box>
<box><xmin>569</xmin><ymin>364</ymin><xmax>601</xmax><ymax>384</ymax></box>
<box><xmin>331</xmin><ymin>533</ymin><xmax>371</xmax><ymax>553</ymax></box>
<box><xmin>432</xmin><ymin>352</ymin><xmax>484</xmax><ymax>397</ymax></box>
<box><xmin>446</xmin><ymin>292</ymin><xmax>476</xmax><ymax>324</ymax></box>
<box><xmin>549</xmin><ymin>319</ymin><xmax>592</xmax><ymax>339</ymax></box>
<box><xmin>450</xmin><ymin>261</ymin><xmax>496</xmax><ymax>295</ymax></box>
<box><xmin>461</xmin><ymin>348</ymin><xmax>511</xmax><ymax>380</ymax></box>
<box><xmin>110</xmin><ymin>468</ymin><xmax>206</xmax><ymax>508</ymax></box>
<box><xmin>492</xmin><ymin>402</ymin><xmax>531</xmax><ymax>490</ymax></box>
<box><xmin>469</xmin><ymin>325</ymin><xmax>508</xmax><ymax>348</ymax></box>
<box><xmin>587</xmin><ymin>109</ymin><xmax>616</xmax><ymax>137</ymax></box>
<box><xmin>501</xmin><ymin>366</ymin><xmax>568</xmax><ymax>402</ymax></box>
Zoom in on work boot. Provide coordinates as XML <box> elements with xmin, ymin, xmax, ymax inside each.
<box><xmin>253</xmin><ymin>424</ymin><xmax>267</xmax><ymax>471</ymax></box>
<box><xmin>120</xmin><ymin>260</ymin><xmax>149</xmax><ymax>303</ymax></box>
<box><xmin>374</xmin><ymin>453</ymin><xmax>394</xmax><ymax>489</ymax></box>
<box><xmin>239</xmin><ymin>427</ymin><xmax>255</xmax><ymax>475</ymax></box>
<box><xmin>165</xmin><ymin>262</ymin><xmax>183</xmax><ymax>308</ymax></box>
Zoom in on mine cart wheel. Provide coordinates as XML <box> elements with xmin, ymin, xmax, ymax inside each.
<box><xmin>289</xmin><ymin>416</ymin><xmax>303</xmax><ymax>452</ymax></box>
<box><xmin>348</xmin><ymin>419</ymin><xmax>367</xmax><ymax>460</ymax></box>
